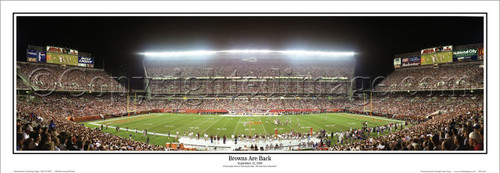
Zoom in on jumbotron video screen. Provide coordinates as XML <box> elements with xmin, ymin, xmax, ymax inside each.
<box><xmin>15</xmin><ymin>16</ymin><xmax>485</xmax><ymax>152</ymax></box>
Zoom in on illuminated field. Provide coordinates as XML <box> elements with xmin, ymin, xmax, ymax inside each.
<box><xmin>83</xmin><ymin>113</ymin><xmax>403</xmax><ymax>146</ymax></box>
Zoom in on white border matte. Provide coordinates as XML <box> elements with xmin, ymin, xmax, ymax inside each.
<box><xmin>2</xmin><ymin>1</ymin><xmax>499</xmax><ymax>173</ymax></box>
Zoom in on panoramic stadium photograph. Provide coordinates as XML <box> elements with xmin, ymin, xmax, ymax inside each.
<box><xmin>14</xmin><ymin>15</ymin><xmax>485</xmax><ymax>152</ymax></box>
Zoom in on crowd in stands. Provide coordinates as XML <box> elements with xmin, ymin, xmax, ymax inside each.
<box><xmin>17</xmin><ymin>62</ymin><xmax>126</xmax><ymax>92</ymax></box>
<box><xmin>148</xmin><ymin>79</ymin><xmax>350</xmax><ymax>95</ymax></box>
<box><xmin>325</xmin><ymin>108</ymin><xmax>483</xmax><ymax>151</ymax></box>
<box><xmin>17</xmin><ymin>93</ymin><xmax>348</xmax><ymax>118</ymax></box>
<box><xmin>179</xmin><ymin>97</ymin><xmax>348</xmax><ymax>113</ymax></box>
<box><xmin>16</xmin><ymin>90</ymin><xmax>484</xmax><ymax>151</ymax></box>
<box><xmin>144</xmin><ymin>57</ymin><xmax>355</xmax><ymax>78</ymax></box>
<box><xmin>375</xmin><ymin>62</ymin><xmax>483</xmax><ymax>91</ymax></box>
<box><xmin>17</xmin><ymin>93</ymin><xmax>129</xmax><ymax>118</ymax></box>
<box><xmin>15</xmin><ymin>58</ymin><xmax>485</xmax><ymax>151</ymax></box>
<box><xmin>17</xmin><ymin>76</ymin><xmax>29</xmax><ymax>90</ymax></box>
<box><xmin>349</xmin><ymin>92</ymin><xmax>483</xmax><ymax>119</ymax></box>
<box><xmin>16</xmin><ymin>106</ymin><xmax>165</xmax><ymax>151</ymax></box>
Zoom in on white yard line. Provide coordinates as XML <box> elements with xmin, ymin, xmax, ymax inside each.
<box><xmin>297</xmin><ymin>116</ymin><xmax>322</xmax><ymax>131</ymax></box>
<box><xmin>283</xmin><ymin>118</ymin><xmax>297</xmax><ymax>132</ymax></box>
<box><xmin>319</xmin><ymin>115</ymin><xmax>343</xmax><ymax>132</ymax></box>
<box><xmin>215</xmin><ymin>117</ymin><xmax>232</xmax><ymax>136</ymax></box>
<box><xmin>232</xmin><ymin>116</ymin><xmax>242</xmax><ymax>135</ymax></box>
<box><xmin>200</xmin><ymin>117</ymin><xmax>224</xmax><ymax>135</ymax></box>
<box><xmin>170</xmin><ymin>116</ymin><xmax>206</xmax><ymax>132</ymax></box>
<box><xmin>258</xmin><ymin>116</ymin><xmax>268</xmax><ymax>134</ymax></box>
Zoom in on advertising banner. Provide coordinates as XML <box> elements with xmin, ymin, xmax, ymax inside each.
<box><xmin>393</xmin><ymin>58</ymin><xmax>401</xmax><ymax>68</ymax></box>
<box><xmin>421</xmin><ymin>45</ymin><xmax>453</xmax><ymax>55</ymax></box>
<box><xmin>441</xmin><ymin>45</ymin><xmax>453</xmax><ymax>52</ymax></box>
<box><xmin>421</xmin><ymin>48</ymin><xmax>436</xmax><ymax>54</ymax></box>
<box><xmin>453</xmin><ymin>48</ymin><xmax>478</xmax><ymax>62</ymax></box>
<box><xmin>453</xmin><ymin>48</ymin><xmax>477</xmax><ymax>57</ymax></box>
<box><xmin>401</xmin><ymin>56</ymin><xmax>421</xmax><ymax>67</ymax></box>
<box><xmin>27</xmin><ymin>50</ymin><xmax>47</xmax><ymax>63</ymax></box>
<box><xmin>421</xmin><ymin>51</ymin><xmax>453</xmax><ymax>65</ymax></box>
<box><xmin>46</xmin><ymin>52</ymin><xmax>78</xmax><ymax>66</ymax></box>
<box><xmin>478</xmin><ymin>47</ymin><xmax>484</xmax><ymax>60</ymax></box>
<box><xmin>27</xmin><ymin>49</ymin><xmax>38</xmax><ymax>62</ymax></box>
<box><xmin>454</xmin><ymin>56</ymin><xmax>477</xmax><ymax>62</ymax></box>
<box><xmin>78</xmin><ymin>56</ymin><xmax>94</xmax><ymax>68</ymax></box>
<box><xmin>68</xmin><ymin>49</ymin><xmax>79</xmax><ymax>55</ymax></box>
<box><xmin>46</xmin><ymin>46</ymin><xmax>65</xmax><ymax>53</ymax></box>
<box><xmin>38</xmin><ymin>51</ymin><xmax>46</xmax><ymax>63</ymax></box>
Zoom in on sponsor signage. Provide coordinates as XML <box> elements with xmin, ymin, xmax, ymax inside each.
<box><xmin>27</xmin><ymin>58</ymin><xmax>37</xmax><ymax>62</ymax></box>
<box><xmin>453</xmin><ymin>48</ymin><xmax>477</xmax><ymax>57</ymax></box>
<box><xmin>68</xmin><ymin>49</ymin><xmax>79</xmax><ymax>55</ymax></box>
<box><xmin>454</xmin><ymin>56</ymin><xmax>477</xmax><ymax>62</ymax></box>
<box><xmin>421</xmin><ymin>48</ymin><xmax>436</xmax><ymax>54</ymax></box>
<box><xmin>26</xmin><ymin>50</ymin><xmax>47</xmax><ymax>63</ymax></box>
<box><xmin>46</xmin><ymin>46</ymin><xmax>64</xmax><ymax>53</ymax></box>
<box><xmin>393</xmin><ymin>58</ymin><xmax>401</xmax><ymax>68</ymax></box>
<box><xmin>421</xmin><ymin>45</ymin><xmax>453</xmax><ymax>54</ymax></box>
<box><xmin>478</xmin><ymin>48</ymin><xmax>484</xmax><ymax>60</ymax></box>
<box><xmin>38</xmin><ymin>51</ymin><xmax>46</xmax><ymax>63</ymax></box>
<box><xmin>478</xmin><ymin>48</ymin><xmax>484</xmax><ymax>55</ymax></box>
<box><xmin>401</xmin><ymin>56</ymin><xmax>421</xmax><ymax>67</ymax></box>
<box><xmin>453</xmin><ymin>48</ymin><xmax>478</xmax><ymax>62</ymax></box>
<box><xmin>27</xmin><ymin>49</ymin><xmax>38</xmax><ymax>62</ymax></box>
<box><xmin>442</xmin><ymin>45</ymin><xmax>453</xmax><ymax>52</ymax></box>
<box><xmin>47</xmin><ymin>46</ymin><xmax>78</xmax><ymax>55</ymax></box>
<box><xmin>402</xmin><ymin>57</ymin><xmax>408</xmax><ymax>63</ymax></box>
<box><xmin>78</xmin><ymin>56</ymin><xmax>94</xmax><ymax>68</ymax></box>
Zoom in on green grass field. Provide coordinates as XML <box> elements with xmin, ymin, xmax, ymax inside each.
<box><xmin>83</xmin><ymin>113</ymin><xmax>404</xmax><ymax>146</ymax></box>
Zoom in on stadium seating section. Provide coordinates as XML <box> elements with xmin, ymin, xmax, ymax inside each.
<box><xmin>15</xmin><ymin>55</ymin><xmax>484</xmax><ymax>151</ymax></box>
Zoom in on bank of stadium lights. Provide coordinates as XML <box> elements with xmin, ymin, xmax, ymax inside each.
<box><xmin>142</xmin><ymin>51</ymin><xmax>216</xmax><ymax>57</ymax></box>
<box><xmin>140</xmin><ymin>50</ymin><xmax>356</xmax><ymax>57</ymax></box>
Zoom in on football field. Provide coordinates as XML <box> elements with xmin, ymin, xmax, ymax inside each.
<box><xmin>83</xmin><ymin>113</ymin><xmax>404</xmax><ymax>146</ymax></box>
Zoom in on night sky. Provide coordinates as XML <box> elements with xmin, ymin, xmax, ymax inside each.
<box><xmin>16</xmin><ymin>16</ymin><xmax>484</xmax><ymax>89</ymax></box>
